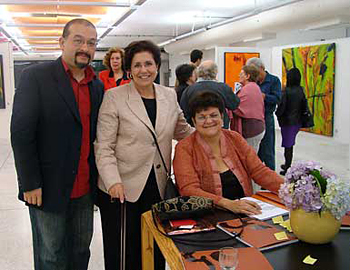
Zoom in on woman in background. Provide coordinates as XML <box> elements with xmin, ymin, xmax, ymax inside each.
<box><xmin>276</xmin><ymin>68</ymin><xmax>306</xmax><ymax>175</ymax></box>
<box><xmin>174</xmin><ymin>91</ymin><xmax>283</xmax><ymax>215</ymax></box>
<box><xmin>231</xmin><ymin>65</ymin><xmax>265</xmax><ymax>153</ymax></box>
<box><xmin>175</xmin><ymin>63</ymin><xmax>197</xmax><ymax>103</ymax></box>
<box><xmin>99</xmin><ymin>47</ymin><xmax>130</xmax><ymax>91</ymax></box>
<box><xmin>95</xmin><ymin>40</ymin><xmax>192</xmax><ymax>270</ymax></box>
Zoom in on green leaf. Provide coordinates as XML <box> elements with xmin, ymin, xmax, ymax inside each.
<box><xmin>310</xmin><ymin>170</ymin><xmax>327</xmax><ymax>195</ymax></box>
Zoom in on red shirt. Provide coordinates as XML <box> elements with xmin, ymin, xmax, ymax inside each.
<box><xmin>98</xmin><ymin>69</ymin><xmax>131</xmax><ymax>91</ymax></box>
<box><xmin>62</xmin><ymin>59</ymin><xmax>94</xmax><ymax>198</ymax></box>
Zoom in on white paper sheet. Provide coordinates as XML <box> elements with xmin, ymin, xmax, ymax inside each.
<box><xmin>241</xmin><ymin>197</ymin><xmax>289</xmax><ymax>220</ymax></box>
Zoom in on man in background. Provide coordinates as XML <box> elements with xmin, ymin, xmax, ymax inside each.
<box><xmin>11</xmin><ymin>18</ymin><xmax>104</xmax><ymax>270</ymax></box>
<box><xmin>190</xmin><ymin>49</ymin><xmax>203</xmax><ymax>67</ymax></box>
<box><xmin>180</xmin><ymin>60</ymin><xmax>240</xmax><ymax>128</ymax></box>
<box><xmin>246</xmin><ymin>57</ymin><xmax>281</xmax><ymax>171</ymax></box>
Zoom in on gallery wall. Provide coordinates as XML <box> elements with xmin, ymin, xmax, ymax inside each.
<box><xmin>270</xmin><ymin>37</ymin><xmax>350</xmax><ymax>145</ymax></box>
<box><xmin>0</xmin><ymin>42</ymin><xmax>15</xmax><ymax>140</ymax></box>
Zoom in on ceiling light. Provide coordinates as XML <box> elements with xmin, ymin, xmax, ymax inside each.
<box><xmin>304</xmin><ymin>16</ymin><xmax>350</xmax><ymax>31</ymax></box>
<box><xmin>242</xmin><ymin>32</ymin><xmax>276</xmax><ymax>43</ymax></box>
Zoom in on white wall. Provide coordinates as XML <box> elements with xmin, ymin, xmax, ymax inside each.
<box><xmin>0</xmin><ymin>42</ymin><xmax>15</xmax><ymax>141</ymax></box>
<box><xmin>270</xmin><ymin>37</ymin><xmax>350</xmax><ymax>145</ymax></box>
<box><xmin>168</xmin><ymin>48</ymin><xmax>216</xmax><ymax>87</ymax></box>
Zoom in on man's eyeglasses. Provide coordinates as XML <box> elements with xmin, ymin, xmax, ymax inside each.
<box><xmin>196</xmin><ymin>113</ymin><xmax>221</xmax><ymax>123</ymax></box>
<box><xmin>72</xmin><ymin>38</ymin><xmax>97</xmax><ymax>48</ymax></box>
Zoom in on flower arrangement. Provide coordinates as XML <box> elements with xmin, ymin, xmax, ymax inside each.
<box><xmin>279</xmin><ymin>161</ymin><xmax>350</xmax><ymax>220</ymax></box>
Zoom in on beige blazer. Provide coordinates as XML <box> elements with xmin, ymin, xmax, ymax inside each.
<box><xmin>94</xmin><ymin>81</ymin><xmax>192</xmax><ymax>202</ymax></box>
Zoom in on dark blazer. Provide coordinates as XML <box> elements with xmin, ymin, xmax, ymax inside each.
<box><xmin>11</xmin><ymin>57</ymin><xmax>104</xmax><ymax>212</ymax></box>
<box><xmin>180</xmin><ymin>80</ymin><xmax>240</xmax><ymax>128</ymax></box>
<box><xmin>276</xmin><ymin>86</ymin><xmax>306</xmax><ymax>126</ymax></box>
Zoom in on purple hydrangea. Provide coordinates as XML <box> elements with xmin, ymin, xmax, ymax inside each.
<box><xmin>278</xmin><ymin>161</ymin><xmax>350</xmax><ymax>220</ymax></box>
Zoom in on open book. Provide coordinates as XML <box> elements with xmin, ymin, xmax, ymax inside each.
<box><xmin>241</xmin><ymin>197</ymin><xmax>289</xmax><ymax>220</ymax></box>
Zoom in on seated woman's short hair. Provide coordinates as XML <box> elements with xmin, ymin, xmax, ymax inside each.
<box><xmin>188</xmin><ymin>91</ymin><xmax>225</xmax><ymax>120</ymax></box>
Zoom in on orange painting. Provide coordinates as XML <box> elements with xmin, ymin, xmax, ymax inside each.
<box><xmin>224</xmin><ymin>52</ymin><xmax>260</xmax><ymax>90</ymax></box>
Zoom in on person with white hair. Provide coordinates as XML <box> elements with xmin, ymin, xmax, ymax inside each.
<box><xmin>246</xmin><ymin>57</ymin><xmax>281</xmax><ymax>171</ymax></box>
<box><xmin>180</xmin><ymin>60</ymin><xmax>240</xmax><ymax>128</ymax></box>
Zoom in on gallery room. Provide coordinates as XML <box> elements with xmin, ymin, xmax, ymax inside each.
<box><xmin>0</xmin><ymin>0</ymin><xmax>349</xmax><ymax>269</ymax></box>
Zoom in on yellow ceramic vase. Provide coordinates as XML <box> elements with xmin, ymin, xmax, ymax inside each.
<box><xmin>290</xmin><ymin>208</ymin><xmax>341</xmax><ymax>244</ymax></box>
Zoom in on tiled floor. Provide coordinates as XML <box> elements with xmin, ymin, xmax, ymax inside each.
<box><xmin>0</xmin><ymin>130</ymin><xmax>348</xmax><ymax>269</ymax></box>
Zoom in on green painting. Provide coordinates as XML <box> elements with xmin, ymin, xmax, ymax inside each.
<box><xmin>282</xmin><ymin>43</ymin><xmax>335</xmax><ymax>136</ymax></box>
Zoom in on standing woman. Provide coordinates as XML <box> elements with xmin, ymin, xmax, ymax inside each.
<box><xmin>276</xmin><ymin>68</ymin><xmax>306</xmax><ymax>175</ymax></box>
<box><xmin>231</xmin><ymin>65</ymin><xmax>265</xmax><ymax>153</ymax></box>
<box><xmin>175</xmin><ymin>63</ymin><xmax>197</xmax><ymax>103</ymax></box>
<box><xmin>99</xmin><ymin>47</ymin><xmax>130</xmax><ymax>91</ymax></box>
<box><xmin>94</xmin><ymin>40</ymin><xmax>192</xmax><ymax>270</ymax></box>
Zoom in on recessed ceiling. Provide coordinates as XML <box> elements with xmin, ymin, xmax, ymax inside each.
<box><xmin>0</xmin><ymin>0</ymin><xmax>349</xmax><ymax>57</ymax></box>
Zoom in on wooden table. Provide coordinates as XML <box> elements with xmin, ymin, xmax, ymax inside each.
<box><xmin>141</xmin><ymin>194</ymin><xmax>350</xmax><ymax>270</ymax></box>
<box><xmin>141</xmin><ymin>210</ymin><xmax>183</xmax><ymax>270</ymax></box>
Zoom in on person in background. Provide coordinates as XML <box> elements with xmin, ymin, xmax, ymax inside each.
<box><xmin>246</xmin><ymin>57</ymin><xmax>281</xmax><ymax>171</ymax></box>
<box><xmin>190</xmin><ymin>49</ymin><xmax>203</xmax><ymax>67</ymax></box>
<box><xmin>11</xmin><ymin>18</ymin><xmax>104</xmax><ymax>270</ymax></box>
<box><xmin>175</xmin><ymin>63</ymin><xmax>197</xmax><ymax>103</ymax></box>
<box><xmin>276</xmin><ymin>68</ymin><xmax>306</xmax><ymax>175</ymax></box>
<box><xmin>231</xmin><ymin>65</ymin><xmax>265</xmax><ymax>153</ymax></box>
<box><xmin>180</xmin><ymin>60</ymin><xmax>240</xmax><ymax>129</ymax></box>
<box><xmin>94</xmin><ymin>40</ymin><xmax>192</xmax><ymax>270</ymax></box>
<box><xmin>174</xmin><ymin>91</ymin><xmax>283</xmax><ymax>215</ymax></box>
<box><xmin>99</xmin><ymin>47</ymin><xmax>130</xmax><ymax>91</ymax></box>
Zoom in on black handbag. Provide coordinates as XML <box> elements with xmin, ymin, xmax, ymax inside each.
<box><xmin>152</xmin><ymin>196</ymin><xmax>214</xmax><ymax>222</ymax></box>
<box><xmin>148</xmin><ymin>129</ymin><xmax>180</xmax><ymax>199</ymax></box>
<box><xmin>301</xmin><ymin>97</ymin><xmax>314</xmax><ymax>128</ymax></box>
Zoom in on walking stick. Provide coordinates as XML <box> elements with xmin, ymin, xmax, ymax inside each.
<box><xmin>120</xmin><ymin>202</ymin><xmax>126</xmax><ymax>270</ymax></box>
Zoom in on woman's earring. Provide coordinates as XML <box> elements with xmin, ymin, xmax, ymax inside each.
<box><xmin>129</xmin><ymin>74</ymin><xmax>133</xmax><ymax>79</ymax></box>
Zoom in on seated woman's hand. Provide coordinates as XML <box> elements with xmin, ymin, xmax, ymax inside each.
<box><xmin>108</xmin><ymin>183</ymin><xmax>125</xmax><ymax>203</ymax></box>
<box><xmin>219</xmin><ymin>198</ymin><xmax>262</xmax><ymax>216</ymax></box>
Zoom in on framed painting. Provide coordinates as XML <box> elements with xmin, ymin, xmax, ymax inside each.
<box><xmin>224</xmin><ymin>52</ymin><xmax>260</xmax><ymax>90</ymax></box>
<box><xmin>0</xmin><ymin>55</ymin><xmax>4</xmax><ymax>109</ymax></box>
<box><xmin>282</xmin><ymin>43</ymin><xmax>335</xmax><ymax>136</ymax></box>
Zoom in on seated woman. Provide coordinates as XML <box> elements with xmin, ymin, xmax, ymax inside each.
<box><xmin>173</xmin><ymin>91</ymin><xmax>284</xmax><ymax>215</ymax></box>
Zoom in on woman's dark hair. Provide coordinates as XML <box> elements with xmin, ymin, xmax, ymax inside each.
<box><xmin>242</xmin><ymin>65</ymin><xmax>259</xmax><ymax>82</ymax></box>
<box><xmin>188</xmin><ymin>91</ymin><xmax>224</xmax><ymax>120</ymax></box>
<box><xmin>175</xmin><ymin>64</ymin><xmax>196</xmax><ymax>85</ymax></box>
<box><xmin>286</xmin><ymin>67</ymin><xmax>301</xmax><ymax>87</ymax></box>
<box><xmin>124</xmin><ymin>40</ymin><xmax>161</xmax><ymax>71</ymax></box>
<box><xmin>103</xmin><ymin>47</ymin><xmax>125</xmax><ymax>70</ymax></box>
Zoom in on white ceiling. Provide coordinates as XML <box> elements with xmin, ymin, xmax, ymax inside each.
<box><xmin>0</xmin><ymin>0</ymin><xmax>349</xmax><ymax>58</ymax></box>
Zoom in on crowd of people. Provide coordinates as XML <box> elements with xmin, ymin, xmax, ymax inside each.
<box><xmin>10</xmin><ymin>18</ymin><xmax>308</xmax><ymax>270</ymax></box>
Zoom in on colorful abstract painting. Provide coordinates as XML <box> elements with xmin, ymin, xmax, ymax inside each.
<box><xmin>282</xmin><ymin>43</ymin><xmax>335</xmax><ymax>136</ymax></box>
<box><xmin>224</xmin><ymin>52</ymin><xmax>260</xmax><ymax>90</ymax></box>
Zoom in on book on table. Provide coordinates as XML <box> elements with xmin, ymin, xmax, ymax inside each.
<box><xmin>241</xmin><ymin>197</ymin><xmax>289</xmax><ymax>220</ymax></box>
<box><xmin>341</xmin><ymin>211</ymin><xmax>350</xmax><ymax>230</ymax></box>
<box><xmin>181</xmin><ymin>247</ymin><xmax>273</xmax><ymax>270</ymax></box>
<box><xmin>217</xmin><ymin>217</ymin><xmax>298</xmax><ymax>251</ymax></box>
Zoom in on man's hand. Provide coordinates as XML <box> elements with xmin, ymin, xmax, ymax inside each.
<box><xmin>262</xmin><ymin>93</ymin><xmax>266</xmax><ymax>100</ymax></box>
<box><xmin>108</xmin><ymin>183</ymin><xmax>125</xmax><ymax>203</ymax></box>
<box><xmin>24</xmin><ymin>188</ymin><xmax>42</xmax><ymax>206</ymax></box>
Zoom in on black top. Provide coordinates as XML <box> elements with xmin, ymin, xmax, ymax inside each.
<box><xmin>142</xmin><ymin>97</ymin><xmax>157</xmax><ymax>128</ymax></box>
<box><xmin>220</xmin><ymin>170</ymin><xmax>244</xmax><ymax>200</ymax></box>
<box><xmin>276</xmin><ymin>86</ymin><xmax>307</xmax><ymax>126</ymax></box>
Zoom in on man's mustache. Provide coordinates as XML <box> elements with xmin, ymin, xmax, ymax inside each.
<box><xmin>75</xmin><ymin>52</ymin><xmax>91</xmax><ymax>59</ymax></box>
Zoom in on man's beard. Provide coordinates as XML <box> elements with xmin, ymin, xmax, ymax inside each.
<box><xmin>75</xmin><ymin>52</ymin><xmax>91</xmax><ymax>69</ymax></box>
